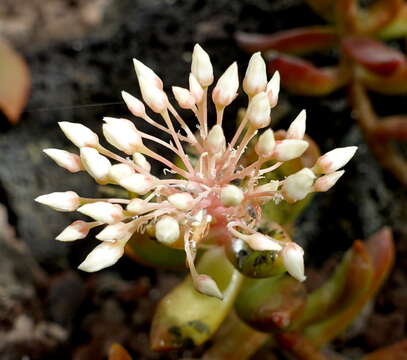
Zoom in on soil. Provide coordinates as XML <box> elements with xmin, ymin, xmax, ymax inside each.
<box><xmin>0</xmin><ymin>0</ymin><xmax>406</xmax><ymax>359</ymax></box>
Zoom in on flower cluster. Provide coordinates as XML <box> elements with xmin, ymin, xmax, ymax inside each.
<box><xmin>36</xmin><ymin>45</ymin><xmax>357</xmax><ymax>298</ymax></box>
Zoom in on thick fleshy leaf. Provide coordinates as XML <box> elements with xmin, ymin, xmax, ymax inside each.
<box><xmin>358</xmin><ymin>64</ymin><xmax>407</xmax><ymax>93</ymax></box>
<box><xmin>235</xmin><ymin>275</ymin><xmax>306</xmax><ymax>332</ymax></box>
<box><xmin>235</xmin><ymin>27</ymin><xmax>337</xmax><ymax>54</ymax></box>
<box><xmin>378</xmin><ymin>4</ymin><xmax>407</xmax><ymax>39</ymax></box>
<box><xmin>150</xmin><ymin>247</ymin><xmax>243</xmax><ymax>351</ymax></box>
<box><xmin>373</xmin><ymin>116</ymin><xmax>407</xmax><ymax>141</ymax></box>
<box><xmin>305</xmin><ymin>0</ymin><xmax>336</xmax><ymax>22</ymax></box>
<box><xmin>0</xmin><ymin>38</ymin><xmax>30</xmax><ymax>124</ymax></box>
<box><xmin>275</xmin><ymin>332</ymin><xmax>328</xmax><ymax>360</ymax></box>
<box><xmin>108</xmin><ymin>344</ymin><xmax>132</xmax><ymax>360</ymax></box>
<box><xmin>342</xmin><ymin>37</ymin><xmax>406</xmax><ymax>76</ymax></box>
<box><xmin>363</xmin><ymin>338</ymin><xmax>407</xmax><ymax>360</ymax></box>
<box><xmin>267</xmin><ymin>54</ymin><xmax>347</xmax><ymax>95</ymax></box>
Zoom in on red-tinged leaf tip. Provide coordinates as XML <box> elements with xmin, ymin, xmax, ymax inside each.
<box><xmin>267</xmin><ymin>54</ymin><xmax>346</xmax><ymax>96</ymax></box>
<box><xmin>0</xmin><ymin>38</ymin><xmax>30</xmax><ymax>124</ymax></box>
<box><xmin>235</xmin><ymin>27</ymin><xmax>337</xmax><ymax>54</ymax></box>
<box><xmin>108</xmin><ymin>343</ymin><xmax>132</xmax><ymax>360</ymax></box>
<box><xmin>373</xmin><ymin>116</ymin><xmax>407</xmax><ymax>142</ymax></box>
<box><xmin>342</xmin><ymin>37</ymin><xmax>406</xmax><ymax>76</ymax></box>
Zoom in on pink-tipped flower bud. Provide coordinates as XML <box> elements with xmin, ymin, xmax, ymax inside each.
<box><xmin>191</xmin><ymin>44</ymin><xmax>214</xmax><ymax>87</ymax></box>
<box><xmin>313</xmin><ymin>170</ymin><xmax>345</xmax><ymax>192</ymax></box>
<box><xmin>133</xmin><ymin>59</ymin><xmax>163</xmax><ymax>89</ymax></box>
<box><xmin>132</xmin><ymin>152</ymin><xmax>151</xmax><ymax>172</ymax></box>
<box><xmin>80</xmin><ymin>147</ymin><xmax>111</xmax><ymax>183</ymax></box>
<box><xmin>212</xmin><ymin>62</ymin><xmax>239</xmax><ymax>107</ymax></box>
<box><xmin>282</xmin><ymin>168</ymin><xmax>316</xmax><ymax>202</ymax></box>
<box><xmin>96</xmin><ymin>222</ymin><xmax>130</xmax><ymax>242</ymax></box>
<box><xmin>56</xmin><ymin>220</ymin><xmax>92</xmax><ymax>241</ymax></box>
<box><xmin>58</xmin><ymin>122</ymin><xmax>99</xmax><ymax>148</ymax></box>
<box><xmin>243</xmin><ymin>52</ymin><xmax>267</xmax><ymax>97</ymax></box>
<box><xmin>266</xmin><ymin>71</ymin><xmax>280</xmax><ymax>108</ymax></box>
<box><xmin>35</xmin><ymin>191</ymin><xmax>80</xmax><ymax>212</ymax></box>
<box><xmin>286</xmin><ymin>110</ymin><xmax>306</xmax><ymax>140</ymax></box>
<box><xmin>313</xmin><ymin>146</ymin><xmax>357</xmax><ymax>174</ymax></box>
<box><xmin>194</xmin><ymin>274</ymin><xmax>223</xmax><ymax>300</ymax></box>
<box><xmin>273</xmin><ymin>139</ymin><xmax>309</xmax><ymax>162</ymax></box>
<box><xmin>255</xmin><ymin>129</ymin><xmax>275</xmax><ymax>157</ymax></box>
<box><xmin>126</xmin><ymin>198</ymin><xmax>148</xmax><ymax>215</ymax></box>
<box><xmin>121</xmin><ymin>91</ymin><xmax>146</xmax><ymax>117</ymax></box>
<box><xmin>206</xmin><ymin>125</ymin><xmax>226</xmax><ymax>154</ymax></box>
<box><xmin>77</xmin><ymin>202</ymin><xmax>123</xmax><ymax>224</ymax></box>
<box><xmin>168</xmin><ymin>192</ymin><xmax>195</xmax><ymax>211</ymax></box>
<box><xmin>189</xmin><ymin>73</ymin><xmax>204</xmax><ymax>103</ymax></box>
<box><xmin>282</xmin><ymin>243</ymin><xmax>306</xmax><ymax>282</ymax></box>
<box><xmin>43</xmin><ymin>148</ymin><xmax>83</xmax><ymax>173</ymax></box>
<box><xmin>102</xmin><ymin>117</ymin><xmax>143</xmax><ymax>155</ymax></box>
<box><xmin>172</xmin><ymin>86</ymin><xmax>196</xmax><ymax>109</ymax></box>
<box><xmin>138</xmin><ymin>76</ymin><xmax>168</xmax><ymax>113</ymax></box>
<box><xmin>220</xmin><ymin>185</ymin><xmax>244</xmax><ymax>207</ymax></box>
<box><xmin>119</xmin><ymin>173</ymin><xmax>156</xmax><ymax>195</ymax></box>
<box><xmin>155</xmin><ymin>216</ymin><xmax>180</xmax><ymax>245</ymax></box>
<box><xmin>108</xmin><ymin>163</ymin><xmax>135</xmax><ymax>184</ymax></box>
<box><xmin>246</xmin><ymin>92</ymin><xmax>271</xmax><ymax>129</ymax></box>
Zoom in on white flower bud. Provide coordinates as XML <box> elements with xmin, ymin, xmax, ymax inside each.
<box><xmin>243</xmin><ymin>52</ymin><xmax>267</xmax><ymax>97</ymax></box>
<box><xmin>121</xmin><ymin>91</ymin><xmax>146</xmax><ymax>117</ymax></box>
<box><xmin>80</xmin><ymin>147</ymin><xmax>111</xmax><ymax>183</ymax></box>
<box><xmin>56</xmin><ymin>220</ymin><xmax>92</xmax><ymax>241</ymax></box>
<box><xmin>168</xmin><ymin>192</ymin><xmax>194</xmax><ymax>210</ymax></box>
<box><xmin>246</xmin><ymin>233</ymin><xmax>282</xmax><ymax>251</ymax></box>
<box><xmin>155</xmin><ymin>216</ymin><xmax>180</xmax><ymax>245</ymax></box>
<box><xmin>194</xmin><ymin>274</ymin><xmax>223</xmax><ymax>300</ymax></box>
<box><xmin>266</xmin><ymin>71</ymin><xmax>280</xmax><ymax>108</ymax></box>
<box><xmin>132</xmin><ymin>152</ymin><xmax>151</xmax><ymax>172</ymax></box>
<box><xmin>191</xmin><ymin>44</ymin><xmax>214</xmax><ymax>87</ymax></box>
<box><xmin>313</xmin><ymin>170</ymin><xmax>345</xmax><ymax>192</ymax></box>
<box><xmin>172</xmin><ymin>86</ymin><xmax>196</xmax><ymax>109</ymax></box>
<box><xmin>96</xmin><ymin>222</ymin><xmax>129</xmax><ymax>242</ymax></box>
<box><xmin>43</xmin><ymin>148</ymin><xmax>83</xmax><ymax>173</ymax></box>
<box><xmin>273</xmin><ymin>139</ymin><xmax>309</xmax><ymax>161</ymax></box>
<box><xmin>282</xmin><ymin>243</ymin><xmax>306</xmax><ymax>282</ymax></box>
<box><xmin>246</xmin><ymin>92</ymin><xmax>271</xmax><ymax>129</ymax></box>
<box><xmin>206</xmin><ymin>125</ymin><xmax>226</xmax><ymax>154</ymax></box>
<box><xmin>133</xmin><ymin>59</ymin><xmax>163</xmax><ymax>89</ymax></box>
<box><xmin>78</xmin><ymin>240</ymin><xmax>127</xmax><ymax>272</ymax></box>
<box><xmin>286</xmin><ymin>110</ymin><xmax>306</xmax><ymax>140</ymax></box>
<box><xmin>119</xmin><ymin>173</ymin><xmax>156</xmax><ymax>195</ymax></box>
<box><xmin>77</xmin><ymin>202</ymin><xmax>123</xmax><ymax>224</ymax></box>
<box><xmin>255</xmin><ymin>180</ymin><xmax>280</xmax><ymax>194</ymax></box>
<box><xmin>220</xmin><ymin>185</ymin><xmax>244</xmax><ymax>207</ymax></box>
<box><xmin>138</xmin><ymin>75</ymin><xmax>168</xmax><ymax>113</ymax></box>
<box><xmin>108</xmin><ymin>163</ymin><xmax>135</xmax><ymax>183</ymax></box>
<box><xmin>255</xmin><ymin>129</ymin><xmax>275</xmax><ymax>157</ymax></box>
<box><xmin>58</xmin><ymin>122</ymin><xmax>99</xmax><ymax>148</ymax></box>
<box><xmin>189</xmin><ymin>73</ymin><xmax>204</xmax><ymax>103</ymax></box>
<box><xmin>212</xmin><ymin>62</ymin><xmax>239</xmax><ymax>107</ymax></box>
<box><xmin>102</xmin><ymin>117</ymin><xmax>143</xmax><ymax>155</ymax></box>
<box><xmin>126</xmin><ymin>198</ymin><xmax>148</xmax><ymax>214</ymax></box>
<box><xmin>282</xmin><ymin>168</ymin><xmax>316</xmax><ymax>202</ymax></box>
<box><xmin>35</xmin><ymin>191</ymin><xmax>80</xmax><ymax>212</ymax></box>
<box><xmin>313</xmin><ymin>146</ymin><xmax>357</xmax><ymax>174</ymax></box>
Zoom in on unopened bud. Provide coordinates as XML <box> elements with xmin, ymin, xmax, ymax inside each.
<box><xmin>246</xmin><ymin>92</ymin><xmax>271</xmax><ymax>129</ymax></box>
<box><xmin>168</xmin><ymin>192</ymin><xmax>194</xmax><ymax>211</ymax></box>
<box><xmin>313</xmin><ymin>146</ymin><xmax>357</xmax><ymax>174</ymax></box>
<box><xmin>126</xmin><ymin>198</ymin><xmax>148</xmax><ymax>215</ymax></box>
<box><xmin>246</xmin><ymin>233</ymin><xmax>282</xmax><ymax>251</ymax></box>
<box><xmin>191</xmin><ymin>44</ymin><xmax>214</xmax><ymax>87</ymax></box>
<box><xmin>43</xmin><ymin>148</ymin><xmax>83</xmax><ymax>173</ymax></box>
<box><xmin>77</xmin><ymin>202</ymin><xmax>123</xmax><ymax>224</ymax></box>
<box><xmin>58</xmin><ymin>122</ymin><xmax>99</xmax><ymax>148</ymax></box>
<box><xmin>220</xmin><ymin>185</ymin><xmax>244</xmax><ymax>207</ymax></box>
<box><xmin>119</xmin><ymin>173</ymin><xmax>156</xmax><ymax>195</ymax></box>
<box><xmin>243</xmin><ymin>52</ymin><xmax>267</xmax><ymax>97</ymax></box>
<box><xmin>282</xmin><ymin>168</ymin><xmax>315</xmax><ymax>202</ymax></box>
<box><xmin>212</xmin><ymin>62</ymin><xmax>239</xmax><ymax>107</ymax></box>
<box><xmin>55</xmin><ymin>220</ymin><xmax>92</xmax><ymax>241</ymax></box>
<box><xmin>273</xmin><ymin>139</ymin><xmax>309</xmax><ymax>162</ymax></box>
<box><xmin>80</xmin><ymin>147</ymin><xmax>111</xmax><ymax>183</ymax></box>
<box><xmin>206</xmin><ymin>125</ymin><xmax>226</xmax><ymax>154</ymax></box>
<box><xmin>194</xmin><ymin>274</ymin><xmax>223</xmax><ymax>300</ymax></box>
<box><xmin>121</xmin><ymin>91</ymin><xmax>146</xmax><ymax>117</ymax></box>
<box><xmin>255</xmin><ymin>129</ymin><xmax>275</xmax><ymax>157</ymax></box>
<box><xmin>255</xmin><ymin>180</ymin><xmax>280</xmax><ymax>194</ymax></box>
<box><xmin>96</xmin><ymin>222</ymin><xmax>129</xmax><ymax>242</ymax></box>
<box><xmin>155</xmin><ymin>216</ymin><xmax>180</xmax><ymax>245</ymax></box>
<box><xmin>286</xmin><ymin>110</ymin><xmax>306</xmax><ymax>140</ymax></box>
<box><xmin>132</xmin><ymin>152</ymin><xmax>151</xmax><ymax>172</ymax></box>
<box><xmin>138</xmin><ymin>76</ymin><xmax>168</xmax><ymax>113</ymax></box>
<box><xmin>282</xmin><ymin>243</ymin><xmax>306</xmax><ymax>282</ymax></box>
<box><xmin>103</xmin><ymin>117</ymin><xmax>143</xmax><ymax>155</ymax></box>
<box><xmin>108</xmin><ymin>163</ymin><xmax>135</xmax><ymax>183</ymax></box>
<box><xmin>313</xmin><ymin>170</ymin><xmax>344</xmax><ymax>192</ymax></box>
<box><xmin>172</xmin><ymin>86</ymin><xmax>196</xmax><ymax>109</ymax></box>
<box><xmin>35</xmin><ymin>191</ymin><xmax>80</xmax><ymax>212</ymax></box>
<box><xmin>266</xmin><ymin>71</ymin><xmax>280</xmax><ymax>108</ymax></box>
<box><xmin>133</xmin><ymin>59</ymin><xmax>163</xmax><ymax>89</ymax></box>
<box><xmin>189</xmin><ymin>73</ymin><xmax>204</xmax><ymax>103</ymax></box>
